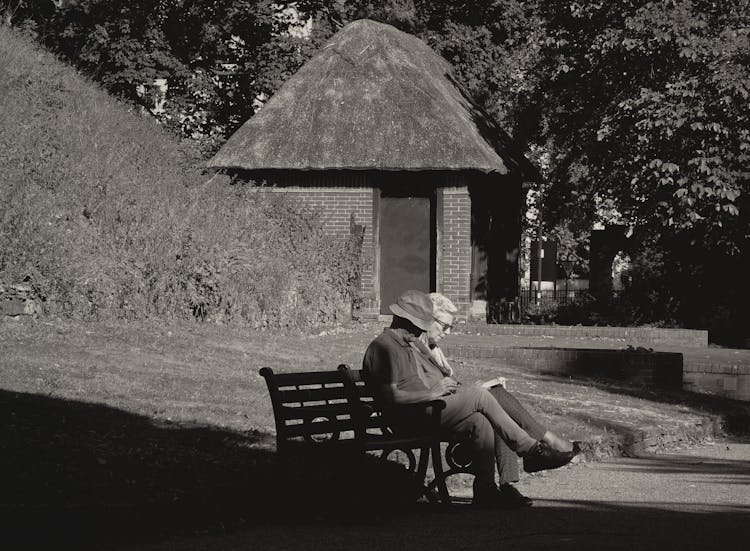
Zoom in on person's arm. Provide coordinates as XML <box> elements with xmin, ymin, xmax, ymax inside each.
<box><xmin>380</xmin><ymin>377</ymin><xmax>459</xmax><ymax>405</ymax></box>
<box><xmin>365</xmin><ymin>335</ymin><xmax>459</xmax><ymax>405</ymax></box>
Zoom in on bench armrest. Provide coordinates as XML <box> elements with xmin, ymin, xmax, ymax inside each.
<box><xmin>391</xmin><ymin>399</ymin><xmax>446</xmax><ymax>412</ymax></box>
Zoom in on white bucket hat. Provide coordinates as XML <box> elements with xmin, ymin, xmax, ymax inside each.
<box><xmin>389</xmin><ymin>290</ymin><xmax>434</xmax><ymax>330</ymax></box>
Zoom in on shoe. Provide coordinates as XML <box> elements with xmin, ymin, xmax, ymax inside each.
<box><xmin>472</xmin><ymin>484</ymin><xmax>533</xmax><ymax>509</ymax></box>
<box><xmin>523</xmin><ymin>441</ymin><xmax>577</xmax><ymax>473</ymax></box>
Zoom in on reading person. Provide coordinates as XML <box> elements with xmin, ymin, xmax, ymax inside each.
<box><xmin>363</xmin><ymin>290</ymin><xmax>579</xmax><ymax>509</ymax></box>
<box><xmin>422</xmin><ymin>292</ymin><xmax>580</xmax><ymax>507</ymax></box>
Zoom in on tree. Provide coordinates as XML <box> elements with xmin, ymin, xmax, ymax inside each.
<box><xmin>12</xmin><ymin>0</ymin><xmax>340</xmax><ymax>151</ymax></box>
<box><xmin>531</xmin><ymin>0</ymin><xmax>749</xmax><ymax>252</ymax></box>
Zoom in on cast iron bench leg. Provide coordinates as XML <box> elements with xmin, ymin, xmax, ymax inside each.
<box><xmin>414</xmin><ymin>445</ymin><xmax>430</xmax><ymax>501</ymax></box>
<box><xmin>431</xmin><ymin>442</ymin><xmax>451</xmax><ymax>504</ymax></box>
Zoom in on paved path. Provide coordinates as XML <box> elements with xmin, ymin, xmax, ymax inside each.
<box><xmin>122</xmin><ymin>438</ymin><xmax>750</xmax><ymax>551</ymax></box>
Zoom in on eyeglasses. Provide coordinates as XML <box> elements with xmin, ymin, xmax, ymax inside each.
<box><xmin>433</xmin><ymin>317</ymin><xmax>453</xmax><ymax>332</ymax></box>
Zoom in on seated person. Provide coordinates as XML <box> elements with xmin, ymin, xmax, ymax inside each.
<box><xmin>363</xmin><ymin>290</ymin><xmax>579</xmax><ymax>509</ymax></box>
<box><xmin>422</xmin><ymin>292</ymin><xmax>580</xmax><ymax>506</ymax></box>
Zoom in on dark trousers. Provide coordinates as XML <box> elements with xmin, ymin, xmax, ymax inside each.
<box><xmin>489</xmin><ymin>386</ymin><xmax>546</xmax><ymax>483</ymax></box>
<box><xmin>438</xmin><ymin>385</ymin><xmax>546</xmax><ymax>485</ymax></box>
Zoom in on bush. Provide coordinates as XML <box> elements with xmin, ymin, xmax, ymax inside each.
<box><xmin>0</xmin><ymin>27</ymin><xmax>361</xmax><ymax>328</ymax></box>
<box><xmin>553</xmin><ymin>292</ymin><xmax>603</xmax><ymax>325</ymax></box>
<box><xmin>521</xmin><ymin>300</ymin><xmax>559</xmax><ymax>324</ymax></box>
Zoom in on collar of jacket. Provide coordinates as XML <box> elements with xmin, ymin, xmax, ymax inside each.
<box><xmin>385</xmin><ymin>327</ymin><xmax>420</xmax><ymax>348</ymax></box>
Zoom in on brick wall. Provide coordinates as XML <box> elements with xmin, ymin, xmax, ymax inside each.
<box><xmin>242</xmin><ymin>172</ymin><xmax>479</xmax><ymax>318</ymax></box>
<box><xmin>440</xmin><ymin>182</ymin><xmax>472</xmax><ymax>316</ymax></box>
<box><xmin>252</xmin><ymin>173</ymin><xmax>377</xmax><ymax>313</ymax></box>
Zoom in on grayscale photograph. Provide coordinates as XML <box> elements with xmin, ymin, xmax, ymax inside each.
<box><xmin>2</xmin><ymin>1</ymin><xmax>749</xmax><ymax>549</ymax></box>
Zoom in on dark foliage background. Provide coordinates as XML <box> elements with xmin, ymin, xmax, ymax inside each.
<box><xmin>2</xmin><ymin>0</ymin><xmax>748</xmax><ymax>342</ymax></box>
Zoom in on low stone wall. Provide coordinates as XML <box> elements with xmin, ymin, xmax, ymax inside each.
<box><xmin>598</xmin><ymin>416</ymin><xmax>722</xmax><ymax>457</ymax></box>
<box><xmin>683</xmin><ymin>362</ymin><xmax>750</xmax><ymax>401</ymax></box>
<box><xmin>444</xmin><ymin>344</ymin><xmax>684</xmax><ymax>388</ymax></box>
<box><xmin>0</xmin><ymin>283</ymin><xmax>42</xmax><ymax>317</ymax></box>
<box><xmin>462</xmin><ymin>323</ymin><xmax>708</xmax><ymax>347</ymax></box>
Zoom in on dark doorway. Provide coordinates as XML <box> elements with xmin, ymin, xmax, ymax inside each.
<box><xmin>379</xmin><ymin>182</ymin><xmax>436</xmax><ymax>314</ymax></box>
<box><xmin>470</xmin><ymin>177</ymin><xmax>522</xmax><ymax>321</ymax></box>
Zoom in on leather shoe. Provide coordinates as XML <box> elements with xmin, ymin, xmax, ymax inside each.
<box><xmin>523</xmin><ymin>441</ymin><xmax>577</xmax><ymax>473</ymax></box>
<box><xmin>473</xmin><ymin>484</ymin><xmax>533</xmax><ymax>509</ymax></box>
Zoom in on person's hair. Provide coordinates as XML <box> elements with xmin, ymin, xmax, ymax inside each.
<box><xmin>428</xmin><ymin>292</ymin><xmax>458</xmax><ymax>315</ymax></box>
<box><xmin>390</xmin><ymin>314</ymin><xmax>423</xmax><ymax>335</ymax></box>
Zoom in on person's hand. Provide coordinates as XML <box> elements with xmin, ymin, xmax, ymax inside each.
<box><xmin>433</xmin><ymin>377</ymin><xmax>460</xmax><ymax>397</ymax></box>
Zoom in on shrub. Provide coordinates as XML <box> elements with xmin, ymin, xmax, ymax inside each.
<box><xmin>522</xmin><ymin>299</ymin><xmax>559</xmax><ymax>324</ymax></box>
<box><xmin>0</xmin><ymin>27</ymin><xmax>361</xmax><ymax>328</ymax></box>
<box><xmin>553</xmin><ymin>292</ymin><xmax>602</xmax><ymax>326</ymax></box>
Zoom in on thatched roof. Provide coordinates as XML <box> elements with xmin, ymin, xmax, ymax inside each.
<box><xmin>207</xmin><ymin>19</ymin><xmax>518</xmax><ymax>174</ymax></box>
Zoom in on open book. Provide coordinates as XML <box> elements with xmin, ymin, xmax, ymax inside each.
<box><xmin>480</xmin><ymin>376</ymin><xmax>507</xmax><ymax>390</ymax></box>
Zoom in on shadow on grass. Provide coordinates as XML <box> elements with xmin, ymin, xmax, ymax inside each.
<box><xmin>0</xmin><ymin>389</ymin><xmax>418</xmax><ymax>548</ymax></box>
<box><xmin>518</xmin><ymin>366</ymin><xmax>750</xmax><ymax>437</ymax></box>
<box><xmin>91</xmin><ymin>498</ymin><xmax>750</xmax><ymax>550</ymax></box>
<box><xmin>4</xmin><ymin>389</ymin><xmax>750</xmax><ymax>549</ymax></box>
<box><xmin>592</xmin><ymin>451</ymin><xmax>750</xmax><ymax>484</ymax></box>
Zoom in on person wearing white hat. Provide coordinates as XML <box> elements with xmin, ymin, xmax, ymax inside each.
<box><xmin>363</xmin><ymin>290</ymin><xmax>578</xmax><ymax>509</ymax></box>
<box><xmin>423</xmin><ymin>292</ymin><xmax>580</xmax><ymax>507</ymax></box>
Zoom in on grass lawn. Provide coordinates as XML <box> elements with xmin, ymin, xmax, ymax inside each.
<box><xmin>2</xmin><ymin>316</ymin><xmax>747</xmax><ymax>544</ymax></box>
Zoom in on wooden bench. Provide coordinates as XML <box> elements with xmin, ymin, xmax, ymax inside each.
<box><xmin>260</xmin><ymin>365</ymin><xmax>478</xmax><ymax>505</ymax></box>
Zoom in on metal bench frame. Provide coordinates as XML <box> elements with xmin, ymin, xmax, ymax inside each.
<box><xmin>261</xmin><ymin>365</ymin><xmax>477</xmax><ymax>505</ymax></box>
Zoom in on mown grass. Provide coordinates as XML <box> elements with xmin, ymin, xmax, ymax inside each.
<box><xmin>4</xmin><ymin>319</ymin><xmax>742</xmax><ymax>481</ymax></box>
<box><xmin>0</xmin><ymin>26</ymin><xmax>359</xmax><ymax>327</ymax></box>
<box><xmin>5</xmin><ymin>317</ymin><xmax>749</xmax><ymax>545</ymax></box>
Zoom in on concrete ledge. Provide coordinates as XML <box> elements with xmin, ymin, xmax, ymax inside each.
<box><xmin>444</xmin><ymin>345</ymin><xmax>684</xmax><ymax>388</ymax></box>
<box><xmin>461</xmin><ymin>324</ymin><xmax>708</xmax><ymax>347</ymax></box>
<box><xmin>599</xmin><ymin>416</ymin><xmax>723</xmax><ymax>457</ymax></box>
<box><xmin>683</xmin><ymin>364</ymin><xmax>750</xmax><ymax>401</ymax></box>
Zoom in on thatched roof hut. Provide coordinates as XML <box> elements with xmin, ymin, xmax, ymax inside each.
<box><xmin>208</xmin><ymin>19</ymin><xmax>530</xmax><ymax>320</ymax></box>
<box><xmin>207</xmin><ymin>19</ymin><xmax>511</xmax><ymax>174</ymax></box>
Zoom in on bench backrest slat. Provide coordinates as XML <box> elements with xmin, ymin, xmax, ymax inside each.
<box><xmin>276</xmin><ymin>385</ymin><xmax>350</xmax><ymax>404</ymax></box>
<box><xmin>282</xmin><ymin>418</ymin><xmax>355</xmax><ymax>439</ymax></box>
<box><xmin>337</xmin><ymin>365</ymin><xmax>393</xmax><ymax>438</ymax></box>
<box><xmin>271</xmin><ymin>370</ymin><xmax>345</xmax><ymax>386</ymax></box>
<box><xmin>277</xmin><ymin>401</ymin><xmax>352</xmax><ymax>420</ymax></box>
<box><xmin>260</xmin><ymin>366</ymin><xmax>364</xmax><ymax>448</ymax></box>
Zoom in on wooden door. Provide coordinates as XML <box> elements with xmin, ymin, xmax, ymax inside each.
<box><xmin>379</xmin><ymin>193</ymin><xmax>435</xmax><ymax>313</ymax></box>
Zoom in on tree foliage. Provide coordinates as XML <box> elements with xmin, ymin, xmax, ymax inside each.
<box><xmin>13</xmin><ymin>0</ymin><xmax>340</xmax><ymax>152</ymax></box>
<box><xmin>533</xmin><ymin>0</ymin><xmax>750</xmax><ymax>252</ymax></box>
<box><xmin>7</xmin><ymin>0</ymin><xmax>750</xmax><ymax>335</ymax></box>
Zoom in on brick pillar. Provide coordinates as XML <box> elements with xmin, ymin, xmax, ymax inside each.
<box><xmin>439</xmin><ymin>184</ymin><xmax>472</xmax><ymax>317</ymax></box>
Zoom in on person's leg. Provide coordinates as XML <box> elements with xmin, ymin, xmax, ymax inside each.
<box><xmin>489</xmin><ymin>386</ymin><xmax>545</xmax><ymax>439</ymax></box>
<box><xmin>446</xmin><ymin>414</ymin><xmax>530</xmax><ymax>507</ymax></box>
<box><xmin>446</xmin><ymin>413</ymin><xmax>496</xmax><ymax>490</ymax></box>
<box><xmin>495</xmin><ymin>435</ymin><xmax>519</xmax><ymax>484</ymax></box>
<box><xmin>489</xmin><ymin>386</ymin><xmax>574</xmax><ymax>452</ymax></box>
<box><xmin>439</xmin><ymin>389</ymin><xmax>574</xmax><ymax>506</ymax></box>
<box><xmin>440</xmin><ymin>386</ymin><xmax>537</xmax><ymax>454</ymax></box>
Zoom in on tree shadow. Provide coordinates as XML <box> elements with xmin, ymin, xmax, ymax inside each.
<box><xmin>114</xmin><ymin>497</ymin><xmax>750</xmax><ymax>550</ymax></box>
<box><xmin>0</xmin><ymin>389</ymin><xmax>418</xmax><ymax>548</ymax></box>
<box><xmin>4</xmin><ymin>389</ymin><xmax>749</xmax><ymax>549</ymax></box>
